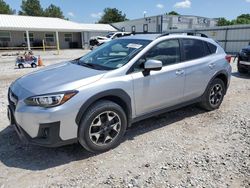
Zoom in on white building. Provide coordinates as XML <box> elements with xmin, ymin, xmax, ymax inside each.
<box><xmin>0</xmin><ymin>14</ymin><xmax>116</xmax><ymax>50</ymax></box>
<box><xmin>112</xmin><ymin>15</ymin><xmax>218</xmax><ymax>33</ymax></box>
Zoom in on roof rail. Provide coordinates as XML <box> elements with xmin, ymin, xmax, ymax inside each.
<box><xmin>158</xmin><ymin>30</ymin><xmax>208</xmax><ymax>38</ymax></box>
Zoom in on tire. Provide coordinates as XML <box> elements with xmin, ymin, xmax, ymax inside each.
<box><xmin>18</xmin><ymin>64</ymin><xmax>24</xmax><ymax>69</ymax></box>
<box><xmin>200</xmin><ymin>78</ymin><xmax>226</xmax><ymax>111</ymax></box>
<box><xmin>31</xmin><ymin>63</ymin><xmax>37</xmax><ymax>68</ymax></box>
<box><xmin>78</xmin><ymin>100</ymin><xmax>127</xmax><ymax>153</ymax></box>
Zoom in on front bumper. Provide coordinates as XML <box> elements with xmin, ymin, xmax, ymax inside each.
<box><xmin>238</xmin><ymin>61</ymin><xmax>250</xmax><ymax>70</ymax></box>
<box><xmin>8</xmin><ymin>105</ymin><xmax>77</xmax><ymax>147</ymax></box>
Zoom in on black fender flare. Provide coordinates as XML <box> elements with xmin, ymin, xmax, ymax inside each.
<box><xmin>75</xmin><ymin>89</ymin><xmax>132</xmax><ymax>126</ymax></box>
<box><xmin>202</xmin><ymin>70</ymin><xmax>230</xmax><ymax>99</ymax></box>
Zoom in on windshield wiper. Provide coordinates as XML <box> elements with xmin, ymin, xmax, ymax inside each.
<box><xmin>77</xmin><ymin>61</ymin><xmax>114</xmax><ymax>71</ymax></box>
<box><xmin>81</xmin><ymin>62</ymin><xmax>96</xmax><ymax>68</ymax></box>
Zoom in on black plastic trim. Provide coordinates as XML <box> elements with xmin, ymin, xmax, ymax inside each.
<box><xmin>13</xmin><ymin>121</ymin><xmax>77</xmax><ymax>147</ymax></box>
<box><xmin>75</xmin><ymin>89</ymin><xmax>132</xmax><ymax>126</ymax></box>
<box><xmin>208</xmin><ymin>70</ymin><xmax>230</xmax><ymax>92</ymax></box>
<box><xmin>132</xmin><ymin>97</ymin><xmax>202</xmax><ymax>123</ymax></box>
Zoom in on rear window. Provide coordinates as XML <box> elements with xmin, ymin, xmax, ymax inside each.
<box><xmin>182</xmin><ymin>39</ymin><xmax>207</xmax><ymax>61</ymax></box>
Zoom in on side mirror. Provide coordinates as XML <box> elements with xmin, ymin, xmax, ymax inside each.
<box><xmin>143</xmin><ymin>59</ymin><xmax>162</xmax><ymax>76</ymax></box>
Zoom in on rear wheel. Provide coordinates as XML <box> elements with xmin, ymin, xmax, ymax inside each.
<box><xmin>18</xmin><ymin>64</ymin><xmax>24</xmax><ymax>69</ymax></box>
<box><xmin>200</xmin><ymin>78</ymin><xmax>225</xmax><ymax>111</ymax></box>
<box><xmin>78</xmin><ymin>100</ymin><xmax>127</xmax><ymax>153</ymax></box>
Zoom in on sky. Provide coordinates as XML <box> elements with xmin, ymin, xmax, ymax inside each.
<box><xmin>4</xmin><ymin>0</ymin><xmax>250</xmax><ymax>23</ymax></box>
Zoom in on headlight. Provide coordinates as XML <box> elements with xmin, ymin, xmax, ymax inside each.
<box><xmin>25</xmin><ymin>90</ymin><xmax>78</xmax><ymax>108</ymax></box>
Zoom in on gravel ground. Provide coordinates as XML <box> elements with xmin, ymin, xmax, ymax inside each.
<box><xmin>0</xmin><ymin>51</ymin><xmax>249</xmax><ymax>188</ymax></box>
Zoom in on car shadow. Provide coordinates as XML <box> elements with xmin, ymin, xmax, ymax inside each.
<box><xmin>0</xmin><ymin>105</ymin><xmax>206</xmax><ymax>171</ymax></box>
<box><xmin>231</xmin><ymin>71</ymin><xmax>250</xmax><ymax>79</ymax></box>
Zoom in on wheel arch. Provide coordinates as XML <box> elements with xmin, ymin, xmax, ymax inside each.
<box><xmin>214</xmin><ymin>72</ymin><xmax>228</xmax><ymax>90</ymax></box>
<box><xmin>75</xmin><ymin>89</ymin><xmax>132</xmax><ymax>127</ymax></box>
<box><xmin>205</xmin><ymin>70</ymin><xmax>229</xmax><ymax>95</ymax></box>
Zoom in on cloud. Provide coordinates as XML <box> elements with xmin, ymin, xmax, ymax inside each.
<box><xmin>90</xmin><ymin>12</ymin><xmax>103</xmax><ymax>18</ymax></box>
<box><xmin>156</xmin><ymin>3</ymin><xmax>164</xmax><ymax>9</ymax></box>
<box><xmin>174</xmin><ymin>0</ymin><xmax>191</xmax><ymax>8</ymax></box>
<box><xmin>67</xmin><ymin>12</ymin><xmax>75</xmax><ymax>17</ymax></box>
<box><xmin>246</xmin><ymin>0</ymin><xmax>250</xmax><ymax>2</ymax></box>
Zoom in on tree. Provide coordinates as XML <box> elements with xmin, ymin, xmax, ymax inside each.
<box><xmin>98</xmin><ymin>8</ymin><xmax>128</xmax><ymax>24</ymax></box>
<box><xmin>19</xmin><ymin>0</ymin><xmax>43</xmax><ymax>16</ymax></box>
<box><xmin>217</xmin><ymin>17</ymin><xmax>231</xmax><ymax>26</ymax></box>
<box><xmin>0</xmin><ymin>0</ymin><xmax>14</xmax><ymax>14</ymax></box>
<box><xmin>167</xmin><ymin>11</ymin><xmax>180</xmax><ymax>16</ymax></box>
<box><xmin>44</xmin><ymin>4</ymin><xmax>64</xmax><ymax>19</ymax></box>
<box><xmin>232</xmin><ymin>14</ymin><xmax>250</xmax><ymax>25</ymax></box>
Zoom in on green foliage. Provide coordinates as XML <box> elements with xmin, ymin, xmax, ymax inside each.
<box><xmin>217</xmin><ymin>14</ymin><xmax>250</xmax><ymax>26</ymax></box>
<box><xmin>0</xmin><ymin>0</ymin><xmax>14</xmax><ymax>14</ymax></box>
<box><xmin>98</xmin><ymin>8</ymin><xmax>128</xmax><ymax>24</ymax></box>
<box><xmin>44</xmin><ymin>4</ymin><xmax>64</xmax><ymax>19</ymax></box>
<box><xmin>19</xmin><ymin>0</ymin><xmax>43</xmax><ymax>16</ymax></box>
<box><xmin>217</xmin><ymin>17</ymin><xmax>232</xmax><ymax>26</ymax></box>
<box><xmin>167</xmin><ymin>11</ymin><xmax>180</xmax><ymax>16</ymax></box>
<box><xmin>232</xmin><ymin>14</ymin><xmax>250</xmax><ymax>24</ymax></box>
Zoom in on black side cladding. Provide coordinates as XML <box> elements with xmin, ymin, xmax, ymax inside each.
<box><xmin>75</xmin><ymin>89</ymin><xmax>132</xmax><ymax>127</ymax></box>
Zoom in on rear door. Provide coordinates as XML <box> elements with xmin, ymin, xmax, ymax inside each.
<box><xmin>181</xmin><ymin>39</ymin><xmax>218</xmax><ymax>102</ymax></box>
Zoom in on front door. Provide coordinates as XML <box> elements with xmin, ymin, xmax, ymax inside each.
<box><xmin>130</xmin><ymin>39</ymin><xmax>186</xmax><ymax>116</ymax></box>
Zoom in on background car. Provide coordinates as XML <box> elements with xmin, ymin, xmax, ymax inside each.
<box><xmin>89</xmin><ymin>32</ymin><xmax>132</xmax><ymax>49</ymax></box>
<box><xmin>237</xmin><ymin>45</ymin><xmax>250</xmax><ymax>73</ymax></box>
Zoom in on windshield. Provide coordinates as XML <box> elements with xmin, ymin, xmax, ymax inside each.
<box><xmin>77</xmin><ymin>39</ymin><xmax>151</xmax><ymax>70</ymax></box>
<box><xmin>106</xmin><ymin>33</ymin><xmax>114</xmax><ymax>38</ymax></box>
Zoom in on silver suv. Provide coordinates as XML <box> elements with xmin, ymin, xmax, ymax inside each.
<box><xmin>8</xmin><ymin>32</ymin><xmax>232</xmax><ymax>153</ymax></box>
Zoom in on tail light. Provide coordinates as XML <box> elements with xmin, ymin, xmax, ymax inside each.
<box><xmin>225</xmin><ymin>55</ymin><xmax>232</xmax><ymax>63</ymax></box>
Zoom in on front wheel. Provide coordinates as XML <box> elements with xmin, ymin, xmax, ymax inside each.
<box><xmin>200</xmin><ymin>78</ymin><xmax>226</xmax><ymax>111</ymax></box>
<box><xmin>18</xmin><ymin>64</ymin><xmax>24</xmax><ymax>69</ymax></box>
<box><xmin>31</xmin><ymin>63</ymin><xmax>37</xmax><ymax>68</ymax></box>
<box><xmin>78</xmin><ymin>100</ymin><xmax>127</xmax><ymax>153</ymax></box>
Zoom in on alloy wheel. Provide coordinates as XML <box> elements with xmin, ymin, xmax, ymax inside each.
<box><xmin>209</xmin><ymin>84</ymin><xmax>223</xmax><ymax>106</ymax></box>
<box><xmin>89</xmin><ymin>111</ymin><xmax>121</xmax><ymax>146</ymax></box>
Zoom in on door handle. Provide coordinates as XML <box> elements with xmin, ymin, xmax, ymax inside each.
<box><xmin>209</xmin><ymin>63</ymin><xmax>216</xmax><ymax>69</ymax></box>
<box><xmin>176</xmin><ymin>70</ymin><xmax>185</xmax><ymax>75</ymax></box>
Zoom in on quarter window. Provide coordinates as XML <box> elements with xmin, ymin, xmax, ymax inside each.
<box><xmin>207</xmin><ymin>42</ymin><xmax>217</xmax><ymax>54</ymax></box>
<box><xmin>0</xmin><ymin>32</ymin><xmax>11</xmax><ymax>42</ymax></box>
<box><xmin>182</xmin><ymin>39</ymin><xmax>207</xmax><ymax>61</ymax></box>
<box><xmin>45</xmin><ymin>33</ymin><xmax>55</xmax><ymax>42</ymax></box>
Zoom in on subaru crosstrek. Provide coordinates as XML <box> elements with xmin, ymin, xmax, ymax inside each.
<box><xmin>8</xmin><ymin>32</ymin><xmax>232</xmax><ymax>153</ymax></box>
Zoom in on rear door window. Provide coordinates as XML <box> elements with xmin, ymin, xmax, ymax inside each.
<box><xmin>182</xmin><ymin>39</ymin><xmax>208</xmax><ymax>61</ymax></box>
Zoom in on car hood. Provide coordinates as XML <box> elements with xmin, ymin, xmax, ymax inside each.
<box><xmin>14</xmin><ymin>62</ymin><xmax>107</xmax><ymax>96</ymax></box>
